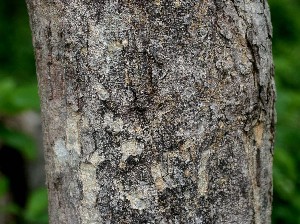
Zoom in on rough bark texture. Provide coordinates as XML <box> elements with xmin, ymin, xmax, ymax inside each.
<box><xmin>26</xmin><ymin>0</ymin><xmax>275</xmax><ymax>223</ymax></box>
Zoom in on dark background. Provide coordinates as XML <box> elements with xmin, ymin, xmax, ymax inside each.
<box><xmin>0</xmin><ymin>0</ymin><xmax>299</xmax><ymax>223</ymax></box>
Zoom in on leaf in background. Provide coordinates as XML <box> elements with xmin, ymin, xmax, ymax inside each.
<box><xmin>0</xmin><ymin>77</ymin><xmax>15</xmax><ymax>114</ymax></box>
<box><xmin>24</xmin><ymin>188</ymin><xmax>48</xmax><ymax>224</ymax></box>
<box><xmin>0</xmin><ymin>125</ymin><xmax>37</xmax><ymax>160</ymax></box>
<box><xmin>10</xmin><ymin>84</ymin><xmax>40</xmax><ymax>112</ymax></box>
<box><xmin>274</xmin><ymin>148</ymin><xmax>297</xmax><ymax>199</ymax></box>
<box><xmin>0</xmin><ymin>202</ymin><xmax>22</xmax><ymax>218</ymax></box>
<box><xmin>0</xmin><ymin>78</ymin><xmax>39</xmax><ymax>115</ymax></box>
<box><xmin>0</xmin><ymin>176</ymin><xmax>8</xmax><ymax>197</ymax></box>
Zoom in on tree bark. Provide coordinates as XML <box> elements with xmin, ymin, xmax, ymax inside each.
<box><xmin>26</xmin><ymin>0</ymin><xmax>275</xmax><ymax>223</ymax></box>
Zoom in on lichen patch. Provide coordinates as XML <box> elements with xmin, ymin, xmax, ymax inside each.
<box><xmin>114</xmin><ymin>180</ymin><xmax>157</xmax><ymax>211</ymax></box>
<box><xmin>80</xmin><ymin>163</ymin><xmax>99</xmax><ymax>206</ymax></box>
<box><xmin>93</xmin><ymin>83</ymin><xmax>110</xmax><ymax>100</ymax></box>
<box><xmin>179</xmin><ymin>139</ymin><xmax>196</xmax><ymax>162</ymax></box>
<box><xmin>151</xmin><ymin>163</ymin><xmax>167</xmax><ymax>191</ymax></box>
<box><xmin>154</xmin><ymin>0</ymin><xmax>161</xmax><ymax>6</ymax></box>
<box><xmin>54</xmin><ymin>139</ymin><xmax>68</xmax><ymax>163</ymax></box>
<box><xmin>125</xmin><ymin>184</ymin><xmax>156</xmax><ymax>210</ymax></box>
<box><xmin>103</xmin><ymin>113</ymin><xmax>124</xmax><ymax>133</ymax></box>
<box><xmin>79</xmin><ymin>163</ymin><xmax>101</xmax><ymax>223</ymax></box>
<box><xmin>125</xmin><ymin>192</ymin><xmax>148</xmax><ymax>210</ymax></box>
<box><xmin>89</xmin><ymin>152</ymin><xmax>105</xmax><ymax>166</ymax></box>
<box><xmin>120</xmin><ymin>140</ymin><xmax>144</xmax><ymax>162</ymax></box>
<box><xmin>197</xmin><ymin>150</ymin><xmax>211</xmax><ymax>196</ymax></box>
<box><xmin>108</xmin><ymin>41</ymin><xmax>123</xmax><ymax>52</ymax></box>
<box><xmin>66</xmin><ymin>112</ymin><xmax>81</xmax><ymax>155</ymax></box>
<box><xmin>174</xmin><ymin>0</ymin><xmax>181</xmax><ymax>8</ymax></box>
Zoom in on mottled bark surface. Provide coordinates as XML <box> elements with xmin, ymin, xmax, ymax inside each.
<box><xmin>26</xmin><ymin>0</ymin><xmax>275</xmax><ymax>223</ymax></box>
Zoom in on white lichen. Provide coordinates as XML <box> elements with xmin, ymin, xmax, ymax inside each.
<box><xmin>197</xmin><ymin>150</ymin><xmax>211</xmax><ymax>196</ymax></box>
<box><xmin>54</xmin><ymin>139</ymin><xmax>68</xmax><ymax>162</ymax></box>
<box><xmin>176</xmin><ymin>125</ymin><xmax>204</xmax><ymax>139</ymax></box>
<box><xmin>125</xmin><ymin>192</ymin><xmax>148</xmax><ymax>210</ymax></box>
<box><xmin>80</xmin><ymin>163</ymin><xmax>98</xmax><ymax>206</ymax></box>
<box><xmin>122</xmin><ymin>39</ymin><xmax>128</xmax><ymax>47</ymax></box>
<box><xmin>154</xmin><ymin>0</ymin><xmax>161</xmax><ymax>6</ymax></box>
<box><xmin>66</xmin><ymin>112</ymin><xmax>81</xmax><ymax>156</ymax></box>
<box><xmin>174</xmin><ymin>0</ymin><xmax>181</xmax><ymax>8</ymax></box>
<box><xmin>79</xmin><ymin>163</ymin><xmax>101</xmax><ymax>223</ymax></box>
<box><xmin>93</xmin><ymin>83</ymin><xmax>110</xmax><ymax>100</ymax></box>
<box><xmin>120</xmin><ymin>140</ymin><xmax>144</xmax><ymax>162</ymax></box>
<box><xmin>80</xmin><ymin>207</ymin><xmax>103</xmax><ymax>224</ymax></box>
<box><xmin>179</xmin><ymin>139</ymin><xmax>196</xmax><ymax>162</ymax></box>
<box><xmin>114</xmin><ymin>180</ymin><xmax>157</xmax><ymax>210</ymax></box>
<box><xmin>108</xmin><ymin>41</ymin><xmax>123</xmax><ymax>52</ymax></box>
<box><xmin>103</xmin><ymin>113</ymin><xmax>124</xmax><ymax>133</ymax></box>
<box><xmin>151</xmin><ymin>162</ymin><xmax>167</xmax><ymax>191</ymax></box>
<box><xmin>89</xmin><ymin>152</ymin><xmax>105</xmax><ymax>166</ymax></box>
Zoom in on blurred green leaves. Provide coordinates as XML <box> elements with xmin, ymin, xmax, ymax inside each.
<box><xmin>23</xmin><ymin>188</ymin><xmax>48</xmax><ymax>224</ymax></box>
<box><xmin>0</xmin><ymin>0</ymin><xmax>47</xmax><ymax>223</ymax></box>
<box><xmin>0</xmin><ymin>185</ymin><xmax>48</xmax><ymax>224</ymax></box>
<box><xmin>269</xmin><ymin>0</ymin><xmax>300</xmax><ymax>223</ymax></box>
<box><xmin>0</xmin><ymin>176</ymin><xmax>9</xmax><ymax>197</ymax></box>
<box><xmin>0</xmin><ymin>124</ymin><xmax>37</xmax><ymax>160</ymax></box>
<box><xmin>0</xmin><ymin>78</ymin><xmax>39</xmax><ymax>115</ymax></box>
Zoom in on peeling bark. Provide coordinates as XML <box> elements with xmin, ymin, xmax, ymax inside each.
<box><xmin>26</xmin><ymin>0</ymin><xmax>275</xmax><ymax>223</ymax></box>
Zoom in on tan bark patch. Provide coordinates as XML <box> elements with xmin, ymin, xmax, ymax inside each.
<box><xmin>254</xmin><ymin>122</ymin><xmax>264</xmax><ymax>147</ymax></box>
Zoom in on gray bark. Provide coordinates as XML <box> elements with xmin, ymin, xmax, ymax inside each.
<box><xmin>26</xmin><ymin>0</ymin><xmax>275</xmax><ymax>223</ymax></box>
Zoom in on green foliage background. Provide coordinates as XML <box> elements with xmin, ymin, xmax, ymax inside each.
<box><xmin>270</xmin><ymin>0</ymin><xmax>300</xmax><ymax>223</ymax></box>
<box><xmin>0</xmin><ymin>0</ymin><xmax>299</xmax><ymax>223</ymax></box>
<box><xmin>0</xmin><ymin>0</ymin><xmax>47</xmax><ymax>223</ymax></box>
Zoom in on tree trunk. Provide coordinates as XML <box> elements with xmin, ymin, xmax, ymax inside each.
<box><xmin>26</xmin><ymin>0</ymin><xmax>275</xmax><ymax>223</ymax></box>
